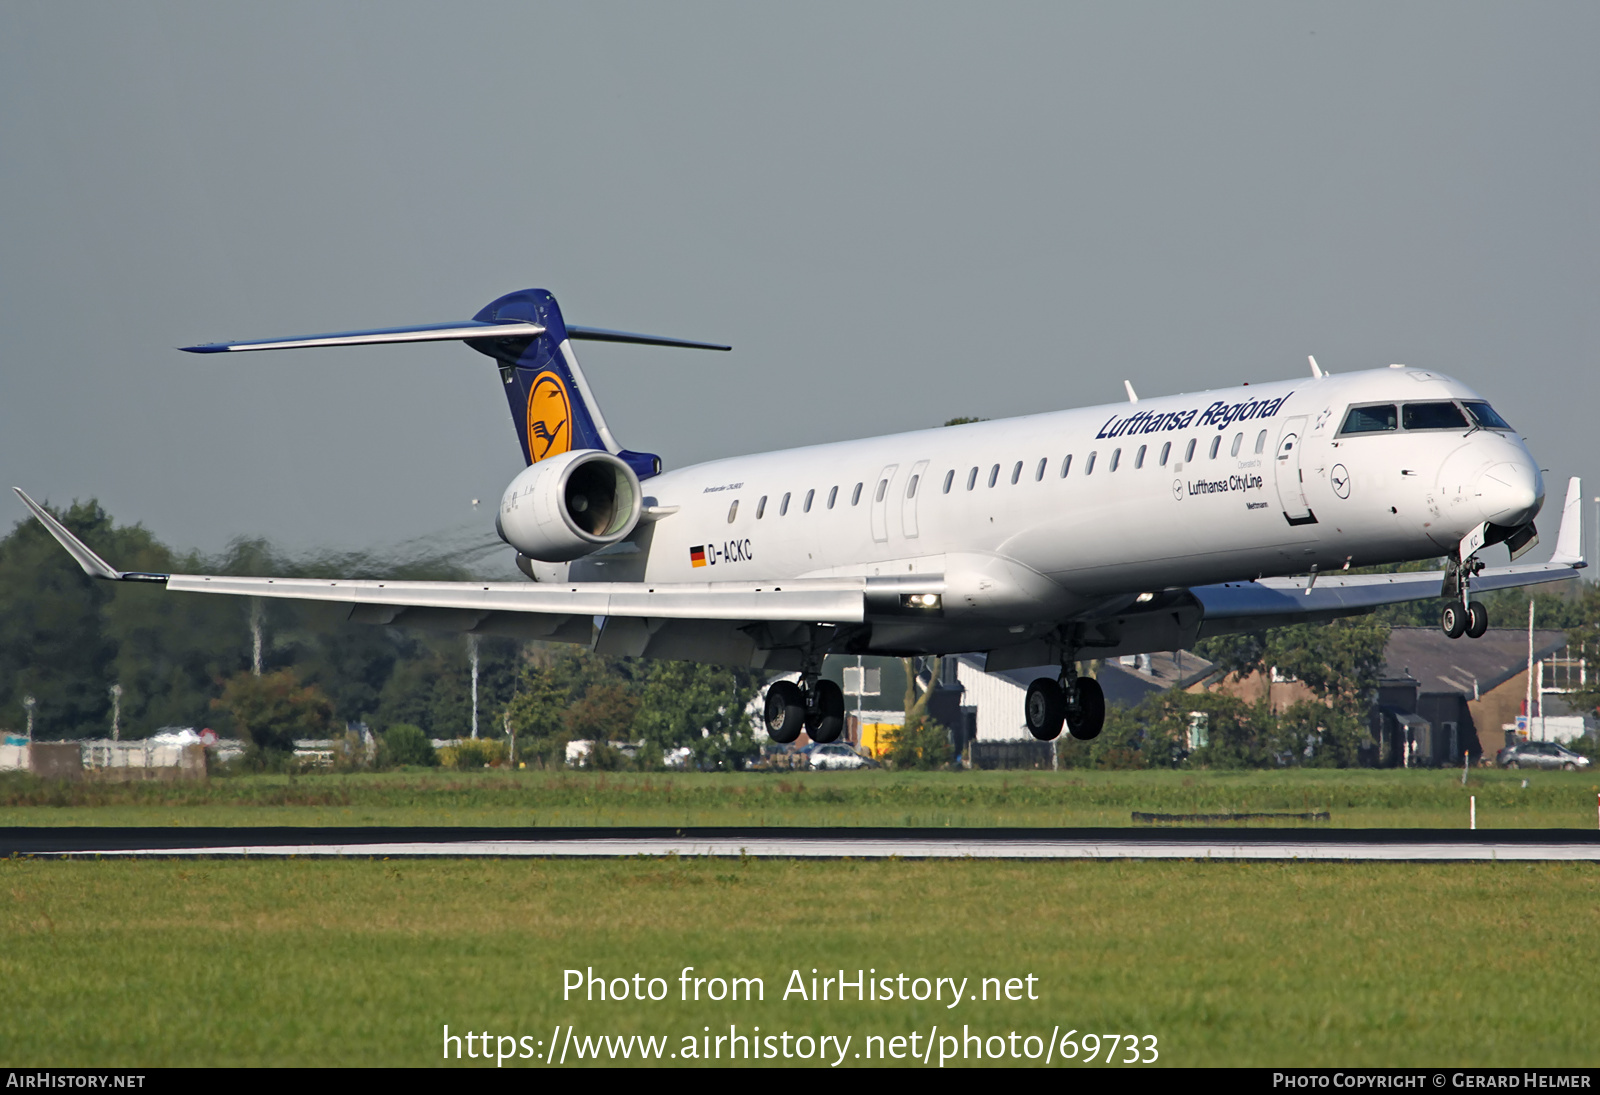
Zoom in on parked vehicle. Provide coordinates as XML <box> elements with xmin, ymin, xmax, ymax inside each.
<box><xmin>804</xmin><ymin>743</ymin><xmax>875</xmax><ymax>770</ymax></box>
<box><xmin>1496</xmin><ymin>741</ymin><xmax>1591</xmax><ymax>770</ymax></box>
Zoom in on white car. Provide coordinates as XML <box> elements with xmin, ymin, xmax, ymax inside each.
<box><xmin>806</xmin><ymin>743</ymin><xmax>872</xmax><ymax>770</ymax></box>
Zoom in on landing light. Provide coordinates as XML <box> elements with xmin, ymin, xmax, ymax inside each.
<box><xmin>901</xmin><ymin>593</ymin><xmax>943</xmax><ymax>609</ymax></box>
<box><xmin>1135</xmin><ymin>592</ymin><xmax>1155</xmax><ymax>603</ymax></box>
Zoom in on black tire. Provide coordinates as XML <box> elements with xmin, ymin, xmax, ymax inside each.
<box><xmin>806</xmin><ymin>679</ymin><xmax>846</xmax><ymax>744</ymax></box>
<box><xmin>1024</xmin><ymin>678</ymin><xmax>1065</xmax><ymax>741</ymax></box>
<box><xmin>1441</xmin><ymin>602</ymin><xmax>1467</xmax><ymax>639</ymax></box>
<box><xmin>1465</xmin><ymin>601</ymin><xmax>1489</xmax><ymax>639</ymax></box>
<box><xmin>1067</xmin><ymin>677</ymin><xmax>1106</xmax><ymax>741</ymax></box>
<box><xmin>763</xmin><ymin>679</ymin><xmax>806</xmax><ymax>744</ymax></box>
<box><xmin>1507</xmin><ymin>760</ymin><xmax>1521</xmax><ymax>770</ymax></box>
<box><xmin>1564</xmin><ymin>762</ymin><xmax>1577</xmax><ymax>771</ymax></box>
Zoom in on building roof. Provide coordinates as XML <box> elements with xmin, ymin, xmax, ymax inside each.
<box><xmin>1380</xmin><ymin>626</ymin><xmax>1567</xmax><ymax>698</ymax></box>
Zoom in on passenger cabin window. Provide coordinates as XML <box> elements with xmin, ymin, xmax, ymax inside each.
<box><xmin>1060</xmin><ymin>454</ymin><xmax>1072</xmax><ymax>477</ymax></box>
<box><xmin>1035</xmin><ymin>457</ymin><xmax>1047</xmax><ymax>481</ymax></box>
<box><xmin>828</xmin><ymin>486</ymin><xmax>838</xmax><ymax>508</ymax></box>
<box><xmin>804</xmin><ymin>489</ymin><xmax>814</xmax><ymax>513</ymax></box>
<box><xmin>1208</xmin><ymin>436</ymin><xmax>1221</xmax><ymax>459</ymax></box>
<box><xmin>1402</xmin><ymin>402</ymin><xmax>1469</xmax><ymax>430</ymax></box>
<box><xmin>1085</xmin><ymin>451</ymin><xmax>1097</xmax><ymax>475</ymax></box>
<box><xmin>779</xmin><ymin>492</ymin><xmax>790</xmax><ymax>516</ymax></box>
<box><xmin>756</xmin><ymin>495</ymin><xmax>767</xmax><ymax>519</ymax></box>
<box><xmin>851</xmin><ymin>483</ymin><xmax>863</xmax><ymax>505</ymax></box>
<box><xmin>1340</xmin><ymin>404</ymin><xmax>1398</xmax><ymax>434</ymax></box>
<box><xmin>727</xmin><ymin>500</ymin><xmax>739</xmax><ymax>523</ymax></box>
<box><xmin>875</xmin><ymin>479</ymin><xmax>888</xmax><ymax>502</ymax></box>
<box><xmin>988</xmin><ymin>464</ymin><xmax>1000</xmax><ymax>487</ymax></box>
<box><xmin>966</xmin><ymin>467</ymin><xmax>978</xmax><ymax>490</ymax></box>
<box><xmin>1230</xmin><ymin>433</ymin><xmax>1242</xmax><ymax>457</ymax></box>
<box><xmin>1010</xmin><ymin>461</ymin><xmax>1023</xmax><ymax>484</ymax></box>
<box><xmin>1184</xmin><ymin>438</ymin><xmax>1196</xmax><ymax>462</ymax></box>
<box><xmin>1464</xmin><ymin>401</ymin><xmax>1514</xmax><ymax>430</ymax></box>
<box><xmin>906</xmin><ymin>474</ymin><xmax>920</xmax><ymax>498</ymax></box>
<box><xmin>1134</xmin><ymin>445</ymin><xmax>1146</xmax><ymax>469</ymax></box>
<box><xmin>1110</xmin><ymin>448</ymin><xmax>1121</xmax><ymax>472</ymax></box>
<box><xmin>1159</xmin><ymin>441</ymin><xmax>1171</xmax><ymax>466</ymax></box>
<box><xmin>942</xmin><ymin>470</ymin><xmax>954</xmax><ymax>493</ymax></box>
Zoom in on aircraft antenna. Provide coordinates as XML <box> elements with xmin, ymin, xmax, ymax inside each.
<box><xmin>1308</xmin><ymin>355</ymin><xmax>1324</xmax><ymax>379</ymax></box>
<box><xmin>1123</xmin><ymin>380</ymin><xmax>1139</xmax><ymax>403</ymax></box>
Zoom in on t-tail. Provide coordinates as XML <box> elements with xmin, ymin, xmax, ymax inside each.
<box><xmin>181</xmin><ymin>288</ymin><xmax>730</xmax><ymax>479</ymax></box>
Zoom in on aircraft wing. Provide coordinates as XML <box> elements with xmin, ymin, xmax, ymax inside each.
<box><xmin>1191</xmin><ymin>476</ymin><xmax>1586</xmax><ymax>632</ymax></box>
<box><xmin>12</xmin><ymin>487</ymin><xmax>929</xmax><ymax>665</ymax></box>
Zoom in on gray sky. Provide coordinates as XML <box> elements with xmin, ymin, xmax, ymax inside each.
<box><xmin>3</xmin><ymin>2</ymin><xmax>1597</xmax><ymax>571</ymax></box>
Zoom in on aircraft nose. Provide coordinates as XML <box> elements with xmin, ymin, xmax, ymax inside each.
<box><xmin>1475</xmin><ymin>462</ymin><xmax>1544</xmax><ymax>528</ymax></box>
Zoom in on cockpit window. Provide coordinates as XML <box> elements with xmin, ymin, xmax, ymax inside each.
<box><xmin>1463</xmin><ymin>401</ymin><xmax>1513</xmax><ymax>431</ymax></box>
<box><xmin>1339</xmin><ymin>404</ymin><xmax>1397</xmax><ymax>434</ymax></box>
<box><xmin>1401</xmin><ymin>402</ymin><xmax>1469</xmax><ymax>430</ymax></box>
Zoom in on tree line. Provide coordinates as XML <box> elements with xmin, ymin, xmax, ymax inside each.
<box><xmin>0</xmin><ymin>500</ymin><xmax>760</xmax><ymax>766</ymax></box>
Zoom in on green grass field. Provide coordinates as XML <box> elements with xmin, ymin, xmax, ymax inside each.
<box><xmin>7</xmin><ymin>768</ymin><xmax>1599</xmax><ymax>1067</ymax></box>
<box><xmin>5</xmin><ymin>855</ymin><xmax>1598</xmax><ymax>1066</ymax></box>
<box><xmin>3</xmin><ymin>767</ymin><xmax>1598</xmax><ymax>829</ymax></box>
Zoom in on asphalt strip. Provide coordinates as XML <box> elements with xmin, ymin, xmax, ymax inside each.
<box><xmin>6</xmin><ymin>827</ymin><xmax>1600</xmax><ymax>861</ymax></box>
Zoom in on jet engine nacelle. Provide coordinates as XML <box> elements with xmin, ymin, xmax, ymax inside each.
<box><xmin>496</xmin><ymin>449</ymin><xmax>643</xmax><ymax>563</ymax></box>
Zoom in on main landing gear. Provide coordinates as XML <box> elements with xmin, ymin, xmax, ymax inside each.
<box><xmin>1441</xmin><ymin>600</ymin><xmax>1489</xmax><ymax>640</ymax></box>
<box><xmin>1023</xmin><ymin>669</ymin><xmax>1105</xmax><ymax>742</ymax></box>
<box><xmin>763</xmin><ymin>676</ymin><xmax>845</xmax><ymax>745</ymax></box>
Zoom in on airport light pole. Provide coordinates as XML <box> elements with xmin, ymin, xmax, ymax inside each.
<box><xmin>22</xmin><ymin>695</ymin><xmax>35</xmax><ymax>744</ymax></box>
<box><xmin>109</xmin><ymin>683</ymin><xmax>122</xmax><ymax>742</ymax></box>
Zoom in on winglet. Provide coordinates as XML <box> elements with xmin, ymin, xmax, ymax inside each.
<box><xmin>1550</xmin><ymin>476</ymin><xmax>1585</xmax><ymax>566</ymax></box>
<box><xmin>12</xmin><ymin>489</ymin><xmax>167</xmax><ymax>582</ymax></box>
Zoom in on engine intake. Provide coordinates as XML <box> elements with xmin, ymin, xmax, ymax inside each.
<box><xmin>496</xmin><ymin>450</ymin><xmax>643</xmax><ymax>562</ymax></box>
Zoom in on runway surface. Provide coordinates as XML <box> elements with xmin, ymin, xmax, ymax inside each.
<box><xmin>7</xmin><ymin>826</ymin><xmax>1600</xmax><ymax>860</ymax></box>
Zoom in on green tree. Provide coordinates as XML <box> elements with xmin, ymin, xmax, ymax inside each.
<box><xmin>214</xmin><ymin>669</ymin><xmax>334</xmax><ymax>756</ymax></box>
<box><xmin>381</xmin><ymin>723</ymin><xmax>438</xmax><ymax>767</ymax></box>
<box><xmin>632</xmin><ymin>660</ymin><xmax>760</xmax><ymax>768</ymax></box>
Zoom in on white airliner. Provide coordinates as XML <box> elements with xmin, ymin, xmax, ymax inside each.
<box><xmin>16</xmin><ymin>288</ymin><xmax>1586</xmax><ymax>744</ymax></box>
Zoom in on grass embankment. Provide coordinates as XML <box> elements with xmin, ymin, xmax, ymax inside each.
<box><xmin>2</xmin><ymin>768</ymin><xmax>1597</xmax><ymax>828</ymax></box>
<box><xmin>4</xmin><ymin>856</ymin><xmax>1596</xmax><ymax>1066</ymax></box>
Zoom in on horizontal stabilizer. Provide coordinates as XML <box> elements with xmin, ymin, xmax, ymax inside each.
<box><xmin>181</xmin><ymin>321</ymin><xmax>546</xmax><ymax>353</ymax></box>
<box><xmin>183</xmin><ymin>322</ymin><xmax>729</xmax><ymax>355</ymax></box>
<box><xmin>567</xmin><ymin>326</ymin><xmax>730</xmax><ymax>352</ymax></box>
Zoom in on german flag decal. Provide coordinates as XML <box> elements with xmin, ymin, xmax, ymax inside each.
<box><xmin>689</xmin><ymin>545</ymin><xmax>707</xmax><ymax>568</ymax></box>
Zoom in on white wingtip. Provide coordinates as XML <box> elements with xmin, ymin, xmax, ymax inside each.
<box><xmin>1551</xmin><ymin>476</ymin><xmax>1584</xmax><ymax>566</ymax></box>
<box><xmin>1124</xmin><ymin>379</ymin><xmax>1139</xmax><ymax>403</ymax></box>
<box><xmin>1308</xmin><ymin>355</ymin><xmax>1324</xmax><ymax>379</ymax></box>
<box><xmin>12</xmin><ymin>487</ymin><xmax>124</xmax><ymax>580</ymax></box>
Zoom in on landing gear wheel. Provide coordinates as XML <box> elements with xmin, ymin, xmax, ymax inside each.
<box><xmin>805</xmin><ymin>680</ymin><xmax>846</xmax><ymax>744</ymax></box>
<box><xmin>763</xmin><ymin>680</ymin><xmax>805</xmax><ymax>744</ymax></box>
<box><xmin>1465</xmin><ymin>601</ymin><xmax>1489</xmax><ymax>639</ymax></box>
<box><xmin>1066</xmin><ymin>677</ymin><xmax>1106</xmax><ymax>741</ymax></box>
<box><xmin>1024</xmin><ymin>678</ymin><xmax>1065</xmax><ymax>741</ymax></box>
<box><xmin>1441</xmin><ymin>602</ymin><xmax>1467</xmax><ymax>639</ymax></box>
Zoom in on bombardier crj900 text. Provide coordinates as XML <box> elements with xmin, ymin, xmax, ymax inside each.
<box><xmin>16</xmin><ymin>288</ymin><xmax>1586</xmax><ymax>742</ymax></box>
